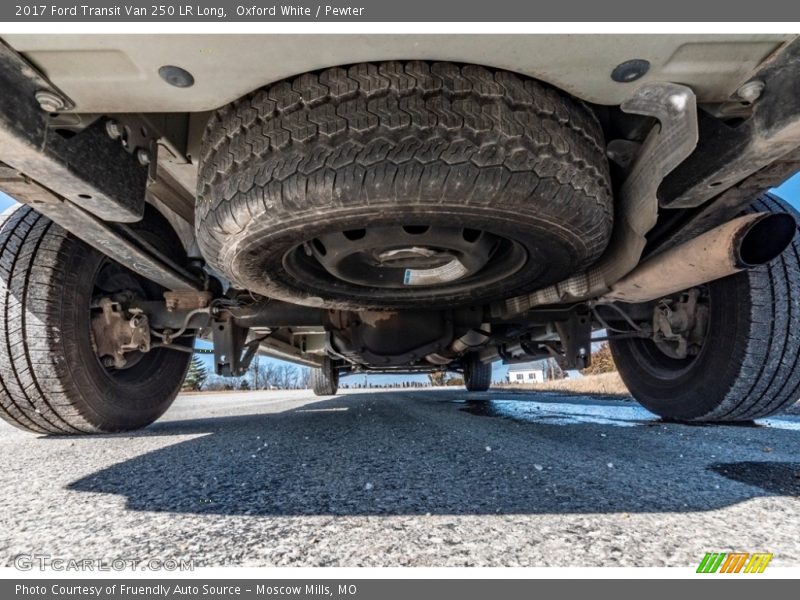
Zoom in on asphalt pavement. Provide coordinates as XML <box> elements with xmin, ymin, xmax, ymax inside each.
<box><xmin>1</xmin><ymin>388</ymin><xmax>799</xmax><ymax>567</ymax></box>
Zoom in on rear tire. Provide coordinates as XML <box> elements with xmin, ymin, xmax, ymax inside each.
<box><xmin>0</xmin><ymin>204</ymin><xmax>193</xmax><ymax>434</ymax></box>
<box><xmin>311</xmin><ymin>356</ymin><xmax>339</xmax><ymax>396</ymax></box>
<box><xmin>610</xmin><ymin>194</ymin><xmax>800</xmax><ymax>422</ymax></box>
<box><xmin>464</xmin><ymin>353</ymin><xmax>492</xmax><ymax>392</ymax></box>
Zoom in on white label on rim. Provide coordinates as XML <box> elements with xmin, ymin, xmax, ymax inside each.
<box><xmin>403</xmin><ymin>259</ymin><xmax>468</xmax><ymax>286</ymax></box>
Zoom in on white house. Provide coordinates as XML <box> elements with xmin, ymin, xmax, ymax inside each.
<box><xmin>507</xmin><ymin>361</ymin><xmax>548</xmax><ymax>384</ymax></box>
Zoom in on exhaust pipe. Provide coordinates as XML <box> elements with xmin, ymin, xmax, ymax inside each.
<box><xmin>603</xmin><ymin>212</ymin><xmax>797</xmax><ymax>303</ymax></box>
<box><xmin>425</xmin><ymin>329</ymin><xmax>491</xmax><ymax>366</ymax></box>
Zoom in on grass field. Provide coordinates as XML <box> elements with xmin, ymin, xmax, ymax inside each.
<box><xmin>499</xmin><ymin>372</ymin><xmax>630</xmax><ymax>397</ymax></box>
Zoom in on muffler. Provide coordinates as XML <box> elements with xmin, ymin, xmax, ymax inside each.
<box><xmin>603</xmin><ymin>212</ymin><xmax>797</xmax><ymax>303</ymax></box>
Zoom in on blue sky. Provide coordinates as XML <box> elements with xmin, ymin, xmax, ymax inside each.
<box><xmin>3</xmin><ymin>173</ymin><xmax>800</xmax><ymax>384</ymax></box>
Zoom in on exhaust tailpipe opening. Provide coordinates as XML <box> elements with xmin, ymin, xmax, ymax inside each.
<box><xmin>737</xmin><ymin>213</ymin><xmax>797</xmax><ymax>268</ymax></box>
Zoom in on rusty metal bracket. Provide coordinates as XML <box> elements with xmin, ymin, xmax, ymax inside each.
<box><xmin>659</xmin><ymin>37</ymin><xmax>800</xmax><ymax>209</ymax></box>
<box><xmin>164</xmin><ymin>290</ymin><xmax>213</xmax><ymax>312</ymax></box>
<box><xmin>647</xmin><ymin>40</ymin><xmax>800</xmax><ymax>256</ymax></box>
<box><xmin>0</xmin><ymin>173</ymin><xmax>201</xmax><ymax>291</ymax></box>
<box><xmin>0</xmin><ymin>40</ymin><xmax>147</xmax><ymax>222</ymax></box>
<box><xmin>495</xmin><ymin>82</ymin><xmax>699</xmax><ymax>316</ymax></box>
<box><xmin>553</xmin><ymin>310</ymin><xmax>593</xmax><ymax>370</ymax></box>
<box><xmin>212</xmin><ymin>317</ymin><xmax>254</xmax><ymax>377</ymax></box>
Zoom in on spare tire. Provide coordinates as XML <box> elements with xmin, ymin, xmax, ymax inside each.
<box><xmin>196</xmin><ymin>61</ymin><xmax>612</xmax><ymax>310</ymax></box>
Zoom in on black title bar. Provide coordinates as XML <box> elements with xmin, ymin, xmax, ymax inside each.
<box><xmin>2</xmin><ymin>0</ymin><xmax>799</xmax><ymax>22</ymax></box>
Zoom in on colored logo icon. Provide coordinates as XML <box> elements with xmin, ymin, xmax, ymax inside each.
<box><xmin>697</xmin><ymin>552</ymin><xmax>773</xmax><ymax>573</ymax></box>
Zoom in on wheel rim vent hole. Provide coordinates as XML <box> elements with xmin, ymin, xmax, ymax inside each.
<box><xmin>402</xmin><ymin>225</ymin><xmax>430</xmax><ymax>235</ymax></box>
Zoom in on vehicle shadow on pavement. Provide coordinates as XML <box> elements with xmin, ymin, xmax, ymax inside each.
<box><xmin>65</xmin><ymin>392</ymin><xmax>800</xmax><ymax>516</ymax></box>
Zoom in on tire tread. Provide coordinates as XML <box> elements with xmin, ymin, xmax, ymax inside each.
<box><xmin>0</xmin><ymin>205</ymin><xmax>94</xmax><ymax>433</ymax></box>
<box><xmin>705</xmin><ymin>195</ymin><xmax>800</xmax><ymax>420</ymax></box>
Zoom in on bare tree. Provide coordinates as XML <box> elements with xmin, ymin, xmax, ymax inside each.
<box><xmin>249</xmin><ymin>355</ymin><xmax>261</xmax><ymax>390</ymax></box>
<box><xmin>545</xmin><ymin>357</ymin><xmax>566</xmax><ymax>381</ymax></box>
<box><xmin>428</xmin><ymin>371</ymin><xmax>446</xmax><ymax>386</ymax></box>
<box><xmin>274</xmin><ymin>364</ymin><xmax>301</xmax><ymax>389</ymax></box>
<box><xmin>203</xmin><ymin>375</ymin><xmax>237</xmax><ymax>391</ymax></box>
<box><xmin>299</xmin><ymin>367</ymin><xmax>311</xmax><ymax>389</ymax></box>
<box><xmin>246</xmin><ymin>358</ymin><xmax>308</xmax><ymax>390</ymax></box>
<box><xmin>248</xmin><ymin>360</ymin><xmax>278</xmax><ymax>389</ymax></box>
